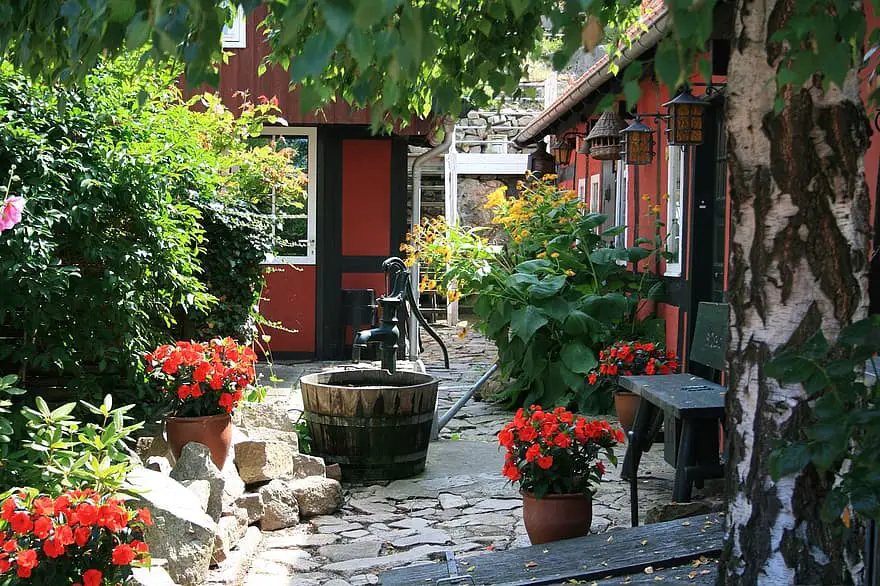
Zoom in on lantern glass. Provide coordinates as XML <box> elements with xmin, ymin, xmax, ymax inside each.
<box><xmin>663</xmin><ymin>90</ymin><xmax>706</xmax><ymax>146</ymax></box>
<box><xmin>620</xmin><ymin>119</ymin><xmax>655</xmax><ymax>166</ymax></box>
<box><xmin>551</xmin><ymin>138</ymin><xmax>574</xmax><ymax>166</ymax></box>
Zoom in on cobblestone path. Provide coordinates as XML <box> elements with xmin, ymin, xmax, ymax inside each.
<box><xmin>241</xmin><ymin>324</ymin><xmax>680</xmax><ymax>586</ymax></box>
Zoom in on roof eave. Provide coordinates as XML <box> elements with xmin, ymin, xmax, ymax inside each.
<box><xmin>514</xmin><ymin>9</ymin><xmax>670</xmax><ymax>147</ymax></box>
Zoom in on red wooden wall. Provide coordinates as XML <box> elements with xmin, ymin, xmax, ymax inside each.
<box><xmin>214</xmin><ymin>5</ymin><xmax>433</xmax><ymax>134</ymax></box>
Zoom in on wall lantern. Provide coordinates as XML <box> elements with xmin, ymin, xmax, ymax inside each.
<box><xmin>662</xmin><ymin>88</ymin><xmax>707</xmax><ymax>146</ymax></box>
<box><xmin>550</xmin><ymin>136</ymin><xmax>576</xmax><ymax>166</ymax></box>
<box><xmin>585</xmin><ymin>110</ymin><xmax>624</xmax><ymax>160</ymax></box>
<box><xmin>528</xmin><ymin>141</ymin><xmax>556</xmax><ymax>177</ymax></box>
<box><xmin>620</xmin><ymin>118</ymin><xmax>655</xmax><ymax>166</ymax></box>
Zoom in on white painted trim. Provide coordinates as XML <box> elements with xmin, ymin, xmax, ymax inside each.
<box><xmin>221</xmin><ymin>6</ymin><xmax>247</xmax><ymax>49</ymax></box>
<box><xmin>454</xmin><ymin>153</ymin><xmax>528</xmax><ymax>175</ymax></box>
<box><xmin>261</xmin><ymin>127</ymin><xmax>318</xmax><ymax>266</ymax></box>
<box><xmin>615</xmin><ymin>161</ymin><xmax>628</xmax><ymax>251</ymax></box>
<box><xmin>664</xmin><ymin>145</ymin><xmax>686</xmax><ymax>277</ymax></box>
<box><xmin>589</xmin><ymin>174</ymin><xmax>601</xmax><ymax>214</ymax></box>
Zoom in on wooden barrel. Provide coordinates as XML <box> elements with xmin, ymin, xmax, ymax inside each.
<box><xmin>300</xmin><ymin>369</ymin><xmax>439</xmax><ymax>482</ymax></box>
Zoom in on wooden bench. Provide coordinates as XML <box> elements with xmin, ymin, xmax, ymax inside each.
<box><xmin>377</xmin><ymin>514</ymin><xmax>723</xmax><ymax>585</ymax></box>
<box><xmin>621</xmin><ymin>302</ymin><xmax>728</xmax><ymax>523</ymax></box>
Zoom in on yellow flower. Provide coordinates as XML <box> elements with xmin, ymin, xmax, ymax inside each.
<box><xmin>537</xmin><ymin>251</ymin><xmax>546</xmax><ymax>259</ymax></box>
<box><xmin>447</xmin><ymin>290</ymin><xmax>461</xmax><ymax>302</ymax></box>
<box><xmin>457</xmin><ymin>326</ymin><xmax>468</xmax><ymax>340</ymax></box>
<box><xmin>662</xmin><ymin>193</ymin><xmax>670</xmax><ymax>200</ymax></box>
<box><xmin>428</xmin><ymin>280</ymin><xmax>437</xmax><ymax>289</ymax></box>
<box><xmin>551</xmin><ymin>252</ymin><xmax>560</xmax><ymax>258</ymax></box>
<box><xmin>641</xmin><ymin>194</ymin><xmax>652</xmax><ymax>201</ymax></box>
<box><xmin>650</xmin><ymin>204</ymin><xmax>662</xmax><ymax>214</ymax></box>
<box><xmin>565</xmin><ymin>269</ymin><xmax>575</xmax><ymax>277</ymax></box>
<box><xmin>520</xmin><ymin>229</ymin><xmax>530</xmax><ymax>238</ymax></box>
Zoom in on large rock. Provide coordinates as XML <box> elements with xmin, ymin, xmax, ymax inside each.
<box><xmin>126</xmin><ymin>468</ymin><xmax>219</xmax><ymax>586</ymax></box>
<box><xmin>212</xmin><ymin>509</ymin><xmax>249</xmax><ymax>565</ymax></box>
<box><xmin>258</xmin><ymin>479</ymin><xmax>300</xmax><ymax>531</ymax></box>
<box><xmin>220</xmin><ymin>455</ymin><xmax>245</xmax><ymax>511</ymax></box>
<box><xmin>246</xmin><ymin>427</ymin><xmax>300</xmax><ymax>451</ymax></box>
<box><xmin>234</xmin><ymin>440</ymin><xmax>295</xmax><ymax>484</ymax></box>
<box><xmin>291</xmin><ymin>453</ymin><xmax>325</xmax><ymax>479</ymax></box>
<box><xmin>169</xmin><ymin>443</ymin><xmax>224</xmax><ymax>522</ymax></box>
<box><xmin>233</xmin><ymin>401</ymin><xmax>297</xmax><ymax>433</ymax></box>
<box><xmin>180</xmin><ymin>479</ymin><xmax>211</xmax><ymax>513</ymax></box>
<box><xmin>235</xmin><ymin>492</ymin><xmax>265</xmax><ymax>524</ymax></box>
<box><xmin>130</xmin><ymin>565</ymin><xmax>178</xmax><ymax>586</ymax></box>
<box><xmin>289</xmin><ymin>477</ymin><xmax>343</xmax><ymax>518</ymax></box>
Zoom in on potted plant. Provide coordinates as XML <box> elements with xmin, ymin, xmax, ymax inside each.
<box><xmin>498</xmin><ymin>405</ymin><xmax>623</xmax><ymax>544</ymax></box>
<box><xmin>144</xmin><ymin>337</ymin><xmax>257</xmax><ymax>468</ymax></box>
<box><xmin>0</xmin><ymin>488</ymin><xmax>152</xmax><ymax>584</ymax></box>
<box><xmin>586</xmin><ymin>341</ymin><xmax>679</xmax><ymax>434</ymax></box>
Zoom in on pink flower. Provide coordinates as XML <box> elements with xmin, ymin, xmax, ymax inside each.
<box><xmin>0</xmin><ymin>196</ymin><xmax>25</xmax><ymax>233</ymax></box>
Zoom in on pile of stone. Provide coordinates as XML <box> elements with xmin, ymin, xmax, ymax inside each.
<box><xmin>130</xmin><ymin>400</ymin><xmax>343</xmax><ymax>586</ymax></box>
<box><xmin>455</xmin><ymin>109</ymin><xmax>540</xmax><ymax>154</ymax></box>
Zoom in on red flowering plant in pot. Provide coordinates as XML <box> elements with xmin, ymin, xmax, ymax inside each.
<box><xmin>586</xmin><ymin>341</ymin><xmax>679</xmax><ymax>435</ymax></box>
<box><xmin>0</xmin><ymin>488</ymin><xmax>152</xmax><ymax>585</ymax></box>
<box><xmin>498</xmin><ymin>405</ymin><xmax>623</xmax><ymax>544</ymax></box>
<box><xmin>144</xmin><ymin>337</ymin><xmax>258</xmax><ymax>468</ymax></box>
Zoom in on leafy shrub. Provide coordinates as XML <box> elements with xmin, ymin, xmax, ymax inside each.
<box><xmin>0</xmin><ymin>57</ymin><xmax>306</xmax><ymax>409</ymax></box>
<box><xmin>0</xmin><ymin>395</ymin><xmax>141</xmax><ymax>496</ymax></box>
<box><xmin>0</xmin><ymin>65</ymin><xmax>212</xmax><ymax>402</ymax></box>
<box><xmin>405</xmin><ymin>175</ymin><xmax>665</xmax><ymax>412</ymax></box>
<box><xmin>767</xmin><ymin>316</ymin><xmax>880</xmax><ymax>523</ymax></box>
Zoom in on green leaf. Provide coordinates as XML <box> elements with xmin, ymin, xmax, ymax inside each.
<box><xmin>290</xmin><ymin>30</ymin><xmax>337</xmax><ymax>82</ymax></box>
<box><xmin>125</xmin><ymin>12</ymin><xmax>151</xmax><ymax>49</ymax></box>
<box><xmin>321</xmin><ymin>0</ymin><xmax>354</xmax><ymax>38</ymax></box>
<box><xmin>560</xmin><ymin>342</ymin><xmax>598</xmax><ymax>374</ymax></box>
<box><xmin>510</xmin><ymin>306</ymin><xmax>548</xmax><ymax>343</ymax></box>
<box><xmin>529</xmin><ymin>275</ymin><xmax>567</xmax><ymax>300</ymax></box>
<box><xmin>769</xmin><ymin>443</ymin><xmax>811</xmax><ymax>480</ymax></box>
<box><xmin>538</xmin><ymin>297</ymin><xmax>573</xmax><ymax>322</ymax></box>
<box><xmin>515</xmin><ymin>259</ymin><xmax>553</xmax><ymax>274</ymax></box>
<box><xmin>654</xmin><ymin>42</ymin><xmax>682</xmax><ymax>87</ymax></box>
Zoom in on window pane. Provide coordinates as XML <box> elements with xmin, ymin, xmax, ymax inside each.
<box><xmin>250</xmin><ymin>133</ymin><xmax>311</xmax><ymax>258</ymax></box>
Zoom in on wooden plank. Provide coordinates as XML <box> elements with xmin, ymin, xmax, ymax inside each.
<box><xmin>587</xmin><ymin>561</ymin><xmax>718</xmax><ymax>585</ymax></box>
<box><xmin>618</xmin><ymin>375</ymin><xmax>725</xmax><ymax>419</ymax></box>
<box><xmin>378</xmin><ymin>515</ymin><xmax>723</xmax><ymax>586</ymax></box>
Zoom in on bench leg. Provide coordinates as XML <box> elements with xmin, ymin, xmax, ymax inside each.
<box><xmin>621</xmin><ymin>401</ymin><xmax>657</xmax><ymax>482</ymax></box>
<box><xmin>673</xmin><ymin>419</ymin><xmax>695</xmax><ymax>503</ymax></box>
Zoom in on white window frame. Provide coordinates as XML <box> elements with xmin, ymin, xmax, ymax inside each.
<box><xmin>221</xmin><ymin>6</ymin><xmax>247</xmax><ymax>49</ymax></box>
<box><xmin>665</xmin><ymin>145</ymin><xmax>686</xmax><ymax>277</ymax></box>
<box><xmin>614</xmin><ymin>160</ymin><xmax>628</xmax><ymax>251</ymax></box>
<box><xmin>577</xmin><ymin>177</ymin><xmax>586</xmax><ymax>210</ymax></box>
<box><xmin>261</xmin><ymin>127</ymin><xmax>318</xmax><ymax>266</ymax></box>
<box><xmin>589</xmin><ymin>174</ymin><xmax>601</xmax><ymax>214</ymax></box>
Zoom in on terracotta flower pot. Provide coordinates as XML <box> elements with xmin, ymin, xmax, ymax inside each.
<box><xmin>614</xmin><ymin>391</ymin><xmax>641</xmax><ymax>436</ymax></box>
<box><xmin>165</xmin><ymin>413</ymin><xmax>232</xmax><ymax>469</ymax></box>
<box><xmin>521</xmin><ymin>491</ymin><xmax>592</xmax><ymax>544</ymax></box>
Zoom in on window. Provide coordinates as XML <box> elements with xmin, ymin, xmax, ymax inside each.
<box><xmin>665</xmin><ymin>145</ymin><xmax>687</xmax><ymax>276</ymax></box>
<box><xmin>252</xmin><ymin>127</ymin><xmax>317</xmax><ymax>265</ymax></box>
<box><xmin>221</xmin><ymin>5</ymin><xmax>247</xmax><ymax>49</ymax></box>
<box><xmin>577</xmin><ymin>177</ymin><xmax>586</xmax><ymax>209</ymax></box>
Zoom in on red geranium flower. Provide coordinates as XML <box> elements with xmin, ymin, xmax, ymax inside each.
<box><xmin>83</xmin><ymin>568</ymin><xmax>103</xmax><ymax>586</ymax></box>
<box><xmin>112</xmin><ymin>543</ymin><xmax>136</xmax><ymax>565</ymax></box>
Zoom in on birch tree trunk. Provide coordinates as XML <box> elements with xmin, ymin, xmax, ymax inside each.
<box><xmin>721</xmin><ymin>0</ymin><xmax>873</xmax><ymax>582</ymax></box>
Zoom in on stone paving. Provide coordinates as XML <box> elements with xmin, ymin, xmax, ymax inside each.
<box><xmin>241</xmin><ymin>323</ymin><xmax>685</xmax><ymax>586</ymax></box>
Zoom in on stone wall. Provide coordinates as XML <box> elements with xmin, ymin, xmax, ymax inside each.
<box><xmin>455</xmin><ymin>109</ymin><xmax>540</xmax><ymax>154</ymax></box>
<box><xmin>457</xmin><ymin>175</ymin><xmax>519</xmax><ymax>242</ymax></box>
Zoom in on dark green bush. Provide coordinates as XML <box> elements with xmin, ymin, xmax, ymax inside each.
<box><xmin>0</xmin><ymin>68</ymin><xmax>212</xmax><ymax>403</ymax></box>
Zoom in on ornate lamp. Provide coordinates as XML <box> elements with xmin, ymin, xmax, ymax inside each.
<box><xmin>585</xmin><ymin>110</ymin><xmax>624</xmax><ymax>160</ymax></box>
<box><xmin>528</xmin><ymin>141</ymin><xmax>556</xmax><ymax>176</ymax></box>
<box><xmin>662</xmin><ymin>89</ymin><xmax>707</xmax><ymax>146</ymax></box>
<box><xmin>620</xmin><ymin>118</ymin><xmax>655</xmax><ymax>166</ymax></box>
<box><xmin>550</xmin><ymin>136</ymin><xmax>576</xmax><ymax>166</ymax></box>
